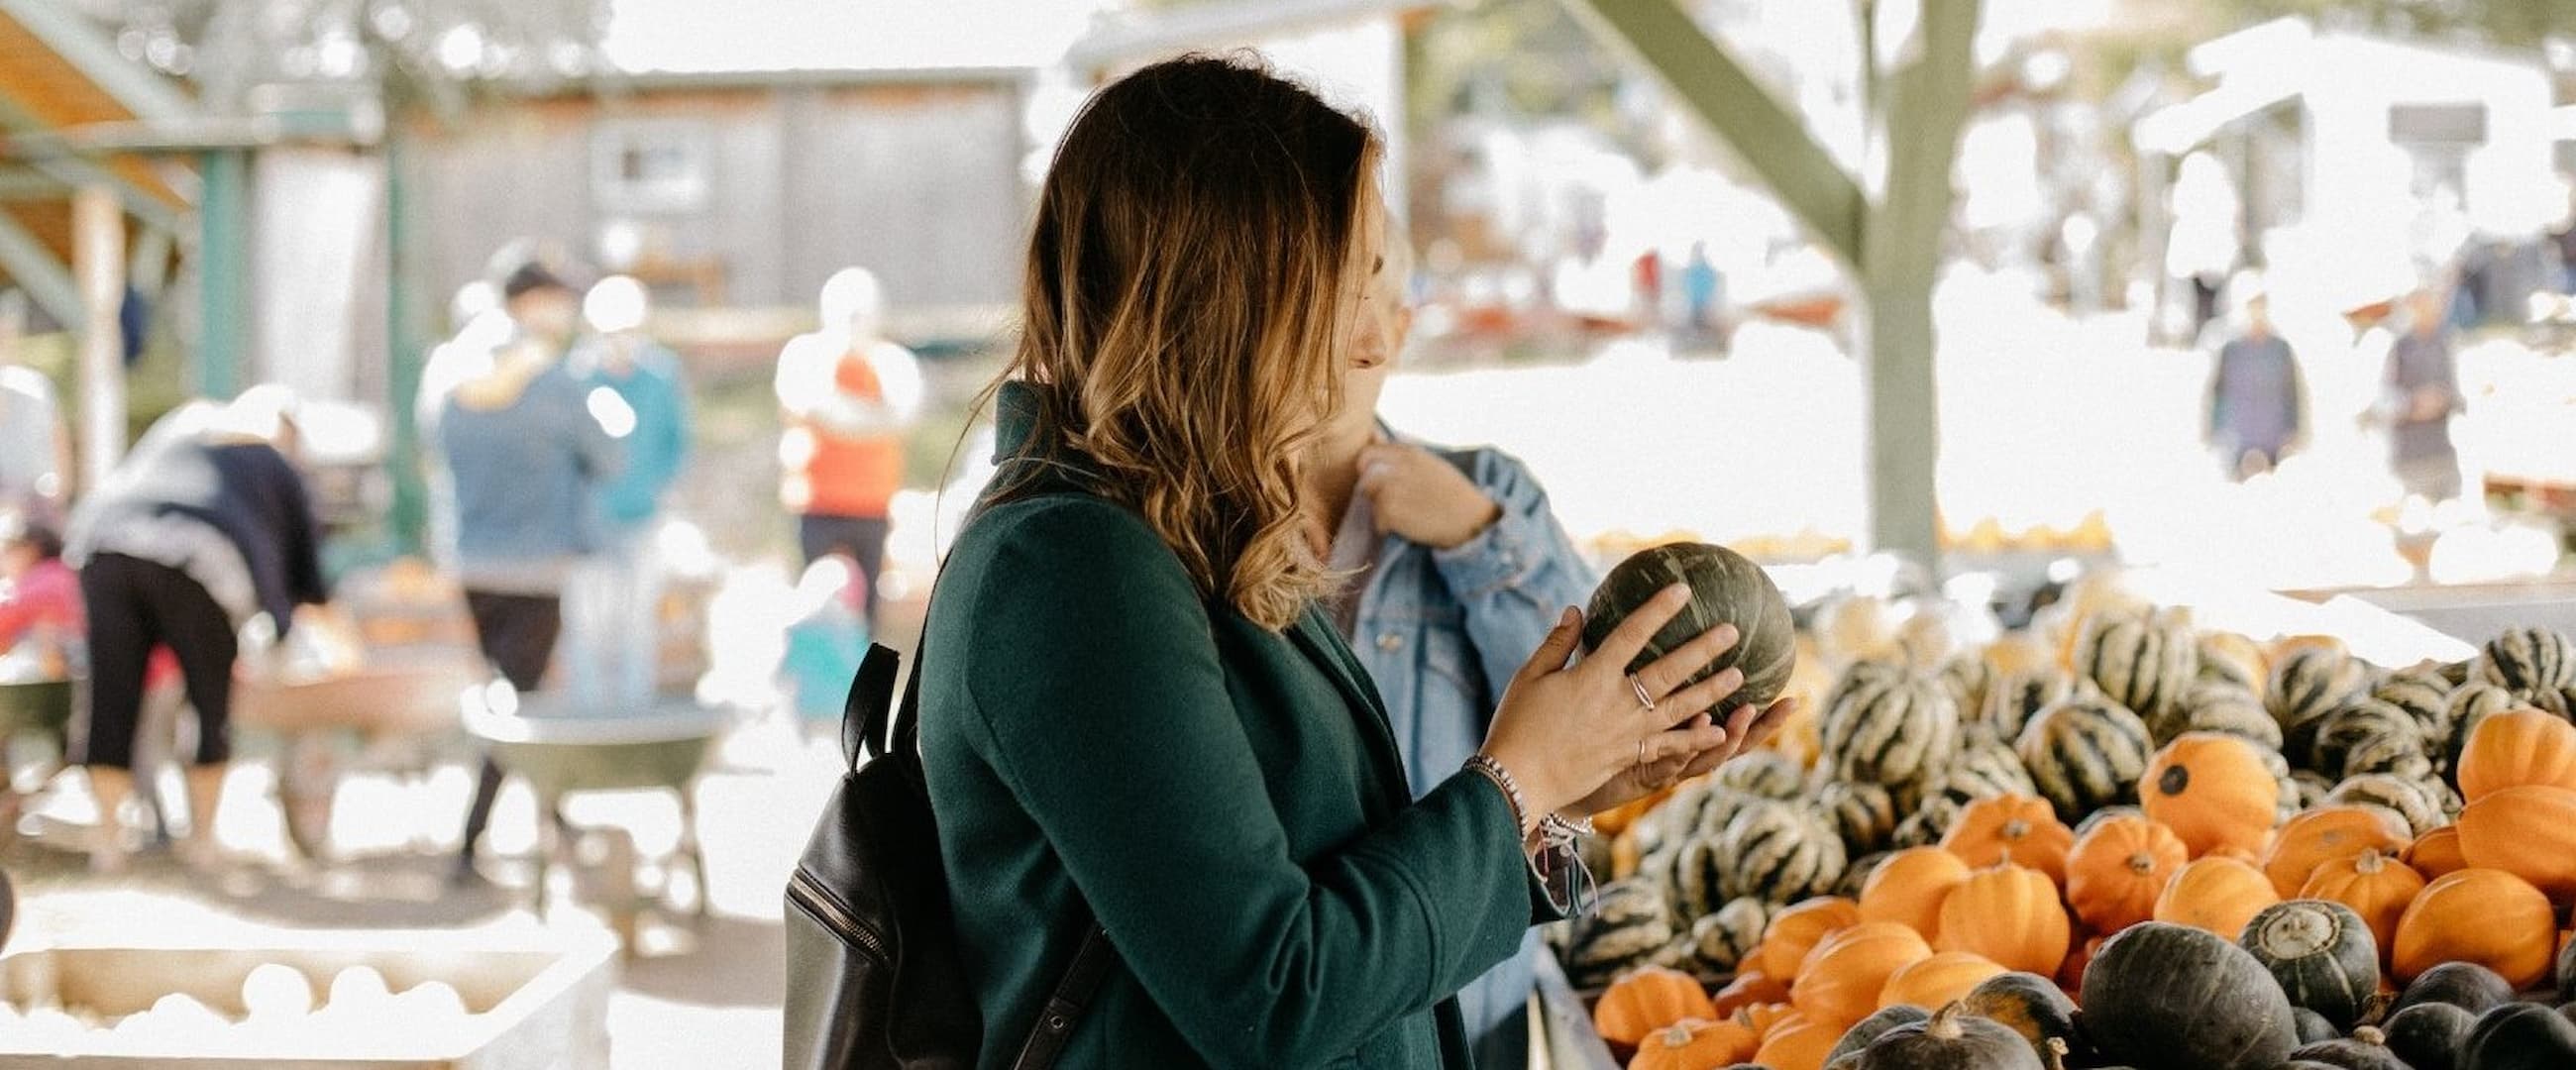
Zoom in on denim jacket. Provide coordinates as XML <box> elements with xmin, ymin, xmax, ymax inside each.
<box><xmin>1340</xmin><ymin>433</ymin><xmax>1597</xmax><ymax>1046</ymax></box>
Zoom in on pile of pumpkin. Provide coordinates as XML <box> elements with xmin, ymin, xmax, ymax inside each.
<box><xmin>1556</xmin><ymin>605</ymin><xmax>2576</xmax><ymax>1069</ymax></box>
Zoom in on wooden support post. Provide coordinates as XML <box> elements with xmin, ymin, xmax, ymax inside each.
<box><xmin>73</xmin><ymin>184</ymin><xmax>126</xmax><ymax>491</ymax></box>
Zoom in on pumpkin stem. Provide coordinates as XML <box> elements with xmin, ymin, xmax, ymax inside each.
<box><xmin>1926</xmin><ymin>1001</ymin><xmax>1968</xmax><ymax>1040</ymax></box>
<box><xmin>2157</xmin><ymin>764</ymin><xmax>2191</xmax><ymax>797</ymax></box>
<box><xmin>1657</xmin><ymin>1022</ymin><xmax>1694</xmax><ymax>1048</ymax></box>
<box><xmin>2042</xmin><ymin>1036</ymin><xmax>2071</xmax><ymax>1070</ymax></box>
<box><xmin>2352</xmin><ymin>1025</ymin><xmax>2386</xmax><ymax>1046</ymax></box>
<box><xmin>2126</xmin><ymin>851</ymin><xmax>2155</xmax><ymax>876</ymax></box>
<box><xmin>2353</xmin><ymin>849</ymin><xmax>2385</xmax><ymax>875</ymax></box>
<box><xmin>2003</xmin><ymin>818</ymin><xmax>2031</xmax><ymax>840</ymax></box>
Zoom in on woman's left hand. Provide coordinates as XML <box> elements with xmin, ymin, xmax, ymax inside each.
<box><xmin>1560</xmin><ymin>696</ymin><xmax>1798</xmax><ymax>818</ymax></box>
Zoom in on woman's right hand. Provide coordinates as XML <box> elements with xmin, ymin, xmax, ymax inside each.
<box><xmin>1479</xmin><ymin>584</ymin><xmax>1754</xmax><ymax>821</ymax></box>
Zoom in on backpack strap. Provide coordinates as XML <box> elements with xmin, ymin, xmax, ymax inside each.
<box><xmin>1008</xmin><ymin>926</ymin><xmax>1116</xmax><ymax>1070</ymax></box>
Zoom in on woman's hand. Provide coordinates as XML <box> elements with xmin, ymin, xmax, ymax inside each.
<box><xmin>1562</xmin><ymin>696</ymin><xmax>1798</xmax><ymax>817</ymax></box>
<box><xmin>1478</xmin><ymin>585</ymin><xmax>1761</xmax><ymax>820</ymax></box>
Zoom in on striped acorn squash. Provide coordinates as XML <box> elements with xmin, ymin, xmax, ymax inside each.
<box><xmin>1821</xmin><ymin>670</ymin><xmax>1962</xmax><ymax>790</ymax></box>
<box><xmin>2271</xmin><ymin>647</ymin><xmax>2373</xmax><ymax>769</ymax></box>
<box><xmin>1817</xmin><ymin>779</ymin><xmax>1899</xmax><ymax>856</ymax></box>
<box><xmin>2152</xmin><ymin>681</ymin><xmax>2282</xmax><ymax>750</ymax></box>
<box><xmin>2477</xmin><ymin>627</ymin><xmax>2576</xmax><ymax>694</ymax></box>
<box><xmin>2016</xmin><ymin>695</ymin><xmax>2154</xmax><ymax>823</ymax></box>
<box><xmin>1980</xmin><ymin>668</ymin><xmax>2075</xmax><ymax>742</ymax></box>
<box><xmin>2313</xmin><ymin>699</ymin><xmax>2431</xmax><ymax>782</ymax></box>
<box><xmin>1717</xmin><ymin>801</ymin><xmax>1848</xmax><ymax>905</ymax></box>
<box><xmin>2075</xmin><ymin>611</ymin><xmax>2200</xmax><ymax>721</ymax></box>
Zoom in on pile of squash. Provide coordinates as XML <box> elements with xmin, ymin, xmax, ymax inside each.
<box><xmin>1561</xmin><ymin>601</ymin><xmax>2576</xmax><ymax>1070</ymax></box>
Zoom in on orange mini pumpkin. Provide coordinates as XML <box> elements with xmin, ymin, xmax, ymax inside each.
<box><xmin>1878</xmin><ymin>950</ymin><xmax>2007</xmax><ymax>1011</ymax></box>
<box><xmin>2402</xmin><ymin>825</ymin><xmax>2468</xmax><ymax>878</ymax></box>
<box><xmin>1733</xmin><ymin>1001</ymin><xmax>1795</xmax><ymax>1036</ymax></box>
<box><xmin>1709</xmin><ymin>970</ymin><xmax>1789</xmax><ymax>1019</ymax></box>
<box><xmin>2066</xmin><ymin>814</ymin><xmax>2189</xmax><ymax>931</ymax></box>
<box><xmin>1935</xmin><ymin>862</ymin><xmax>2071</xmax><ymax>976</ymax></box>
<box><xmin>2455</xmin><ymin>784</ymin><xmax>2576</xmax><ymax>901</ymax></box>
<box><xmin>1593</xmin><ymin>966</ymin><xmax>1717</xmax><ymax>1049</ymax></box>
<box><xmin>1627</xmin><ymin>1017</ymin><xmax>1758</xmax><ymax>1070</ymax></box>
<box><xmin>2299</xmin><ymin>848</ymin><xmax>2427</xmax><ymax>961</ymax></box>
<box><xmin>1792</xmin><ymin>921</ymin><xmax>1932</xmax><ymax>1029</ymax></box>
<box><xmin>1756</xmin><ymin>897</ymin><xmax>1862</xmax><ymax>981</ymax></box>
<box><xmin>2260</xmin><ymin>805</ymin><xmax>2409</xmax><ymax>897</ymax></box>
<box><xmin>2153</xmin><ymin>855</ymin><xmax>2280</xmax><ymax>938</ymax></box>
<box><xmin>2391</xmin><ymin>868</ymin><xmax>2557</xmax><ymax>988</ymax></box>
<box><xmin>2456</xmin><ymin>707</ymin><xmax>2576</xmax><ymax>802</ymax></box>
<box><xmin>2140</xmin><ymin>732</ymin><xmax>2281</xmax><ymax>857</ymax></box>
<box><xmin>2057</xmin><ymin>933</ymin><xmax>2106</xmax><ymax>993</ymax></box>
<box><xmin>1941</xmin><ymin>795</ymin><xmax>2075</xmax><ymax>884</ymax></box>
<box><xmin>1751</xmin><ymin>1015</ymin><xmax>1840</xmax><ymax>1070</ymax></box>
<box><xmin>1858</xmin><ymin>846</ymin><xmax>1975</xmax><ymax>940</ymax></box>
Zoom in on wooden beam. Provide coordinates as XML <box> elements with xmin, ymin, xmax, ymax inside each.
<box><xmin>0</xmin><ymin>168</ymin><xmax>61</xmax><ymax>200</ymax></box>
<box><xmin>0</xmin><ymin>207</ymin><xmax>79</xmax><ymax>326</ymax></box>
<box><xmin>0</xmin><ymin>0</ymin><xmax>196</xmax><ymax>123</ymax></box>
<box><xmin>73</xmin><ymin>184</ymin><xmax>125</xmax><ymax>490</ymax></box>
<box><xmin>1560</xmin><ymin>0</ymin><xmax>1868</xmax><ymax>268</ymax></box>
<box><xmin>1866</xmin><ymin>0</ymin><xmax>1979</xmax><ymax>285</ymax></box>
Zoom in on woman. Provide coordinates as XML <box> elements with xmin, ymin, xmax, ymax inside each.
<box><xmin>920</xmin><ymin>55</ymin><xmax>1793</xmax><ymax>1069</ymax></box>
<box><xmin>65</xmin><ymin>387</ymin><xmax>330</xmax><ymax>872</ymax></box>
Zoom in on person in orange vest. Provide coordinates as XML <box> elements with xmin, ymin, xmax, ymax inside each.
<box><xmin>774</xmin><ymin>268</ymin><xmax>922</xmax><ymax>629</ymax></box>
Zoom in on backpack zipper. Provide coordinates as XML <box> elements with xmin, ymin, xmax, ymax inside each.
<box><xmin>789</xmin><ymin>868</ymin><xmax>891</xmax><ymax>963</ymax></box>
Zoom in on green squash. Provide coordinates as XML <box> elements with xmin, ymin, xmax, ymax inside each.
<box><xmin>2079</xmin><ymin>921</ymin><xmax>2299</xmax><ymax>1070</ymax></box>
<box><xmin>2240</xmin><ymin>900</ymin><xmax>2380</xmax><ymax>1030</ymax></box>
<box><xmin>2392</xmin><ymin>962</ymin><xmax>2517</xmax><ymax>1018</ymax></box>
<box><xmin>1961</xmin><ymin>970</ymin><xmax>2079</xmax><ymax>1061</ymax></box>
<box><xmin>1854</xmin><ymin>1003</ymin><xmax>2049</xmax><ymax>1070</ymax></box>
<box><xmin>1828</xmin><ymin>1004</ymin><xmax>1932</xmax><ymax>1063</ymax></box>
<box><xmin>2288</xmin><ymin>1025</ymin><xmax>2407</xmax><ymax>1070</ymax></box>
<box><xmin>2382</xmin><ymin>1003</ymin><xmax>2473</xmax><ymax>1070</ymax></box>
<box><xmin>2461</xmin><ymin>1003</ymin><xmax>2576</xmax><ymax>1070</ymax></box>
<box><xmin>1581</xmin><ymin>543</ymin><xmax>1794</xmax><ymax>715</ymax></box>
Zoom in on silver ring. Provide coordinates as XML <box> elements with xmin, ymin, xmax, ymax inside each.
<box><xmin>1628</xmin><ymin>673</ymin><xmax>1657</xmax><ymax>713</ymax></box>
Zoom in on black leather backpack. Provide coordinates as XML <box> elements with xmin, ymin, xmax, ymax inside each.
<box><xmin>783</xmin><ymin>640</ymin><xmax>1113</xmax><ymax>1069</ymax></box>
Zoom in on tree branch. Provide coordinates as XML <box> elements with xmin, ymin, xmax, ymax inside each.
<box><xmin>1560</xmin><ymin>0</ymin><xmax>1869</xmax><ymax>269</ymax></box>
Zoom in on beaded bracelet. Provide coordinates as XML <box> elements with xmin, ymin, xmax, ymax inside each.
<box><xmin>1462</xmin><ymin>754</ymin><xmax>1535</xmax><ymax>839</ymax></box>
<box><xmin>1538</xmin><ymin>812</ymin><xmax>1594</xmax><ymax>850</ymax></box>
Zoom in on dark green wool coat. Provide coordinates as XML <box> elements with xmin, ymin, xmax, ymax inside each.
<box><xmin>919</xmin><ymin>384</ymin><xmax>1563</xmax><ymax>1068</ymax></box>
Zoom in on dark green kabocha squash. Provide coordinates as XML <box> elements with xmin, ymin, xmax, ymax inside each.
<box><xmin>1960</xmin><ymin>970</ymin><xmax>2079</xmax><ymax>1060</ymax></box>
<box><xmin>2558</xmin><ymin>931</ymin><xmax>2576</xmax><ymax>1005</ymax></box>
<box><xmin>2391</xmin><ymin>962</ymin><xmax>2517</xmax><ymax>1018</ymax></box>
<box><xmin>2239</xmin><ymin>900</ymin><xmax>2380</xmax><ymax>1030</ymax></box>
<box><xmin>1582</xmin><ymin>542</ymin><xmax>1795</xmax><ymax>715</ymax></box>
<box><xmin>1828</xmin><ymin>1005</ymin><xmax>1933</xmax><ymax>1063</ymax></box>
<box><xmin>2381</xmin><ymin>1002</ymin><xmax>2475</xmax><ymax>1070</ymax></box>
<box><xmin>2458</xmin><ymin>1002</ymin><xmax>2576</xmax><ymax>1070</ymax></box>
<box><xmin>2077</xmin><ymin>922</ymin><xmax>2298</xmax><ymax>1070</ymax></box>
<box><xmin>1853</xmin><ymin>1003</ymin><xmax>2050</xmax><ymax>1070</ymax></box>
<box><xmin>2291</xmin><ymin>1008</ymin><xmax>2339</xmax><ymax>1044</ymax></box>
<box><xmin>2286</xmin><ymin>1025</ymin><xmax>2406</xmax><ymax>1070</ymax></box>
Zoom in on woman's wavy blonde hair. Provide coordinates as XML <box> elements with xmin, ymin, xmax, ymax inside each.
<box><xmin>990</xmin><ymin>54</ymin><xmax>1378</xmax><ymax>630</ymax></box>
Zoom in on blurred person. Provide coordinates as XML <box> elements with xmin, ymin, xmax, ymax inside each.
<box><xmin>442</xmin><ymin>258</ymin><xmax>625</xmax><ymax>883</ymax></box>
<box><xmin>2371</xmin><ymin>288</ymin><xmax>2466</xmax><ymax>502</ymax></box>
<box><xmin>0</xmin><ymin>516</ymin><xmax>76</xmax><ymax>678</ymax></box>
<box><xmin>1307</xmin><ymin>221</ymin><xmax>1596</xmax><ymax>1069</ymax></box>
<box><xmin>416</xmin><ymin>280</ymin><xmax>513</xmax><ymax>570</ymax></box>
<box><xmin>774</xmin><ymin>267</ymin><xmax>922</xmax><ymax>630</ymax></box>
<box><xmin>2204</xmin><ymin>281</ymin><xmax>2308</xmax><ymax>481</ymax></box>
<box><xmin>912</xmin><ymin>55</ymin><xmax>1790</xmax><ymax>1070</ymax></box>
<box><xmin>778</xmin><ymin>553</ymin><xmax>867</xmax><ymax>740</ymax></box>
<box><xmin>0</xmin><ymin>295</ymin><xmax>73</xmax><ymax>521</ymax></box>
<box><xmin>1681</xmin><ymin>242</ymin><xmax>1723</xmax><ymax>340</ymax></box>
<box><xmin>2553</xmin><ymin>212</ymin><xmax>2576</xmax><ymax>295</ymax></box>
<box><xmin>564</xmin><ymin>276</ymin><xmax>691</xmax><ymax>716</ymax></box>
<box><xmin>62</xmin><ymin>386</ymin><xmax>329</xmax><ymax>872</ymax></box>
<box><xmin>2167</xmin><ymin>152</ymin><xmax>2239</xmax><ymax>346</ymax></box>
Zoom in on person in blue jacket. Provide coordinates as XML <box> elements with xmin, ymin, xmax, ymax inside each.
<box><xmin>1307</xmin><ymin>224</ymin><xmax>1598</xmax><ymax>1069</ymax></box>
<box><xmin>565</xmin><ymin>274</ymin><xmax>691</xmax><ymax>716</ymax></box>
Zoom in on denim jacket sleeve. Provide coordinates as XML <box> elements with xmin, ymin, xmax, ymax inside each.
<box><xmin>1427</xmin><ymin>449</ymin><xmax>1599</xmax><ymax>729</ymax></box>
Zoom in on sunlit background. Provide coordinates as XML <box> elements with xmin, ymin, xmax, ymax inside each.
<box><xmin>0</xmin><ymin>0</ymin><xmax>2572</xmax><ymax>1066</ymax></box>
